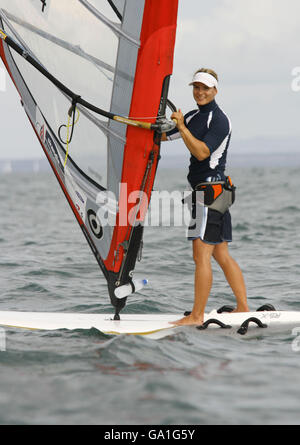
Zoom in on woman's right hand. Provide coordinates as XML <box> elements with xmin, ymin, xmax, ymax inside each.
<box><xmin>171</xmin><ymin>109</ymin><xmax>185</xmax><ymax>131</ymax></box>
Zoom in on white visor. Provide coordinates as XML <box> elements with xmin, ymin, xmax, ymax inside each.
<box><xmin>189</xmin><ymin>72</ymin><xmax>218</xmax><ymax>88</ymax></box>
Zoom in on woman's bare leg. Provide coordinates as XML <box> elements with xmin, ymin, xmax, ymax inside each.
<box><xmin>213</xmin><ymin>242</ymin><xmax>249</xmax><ymax>312</ymax></box>
<box><xmin>171</xmin><ymin>239</ymin><xmax>215</xmax><ymax>326</ymax></box>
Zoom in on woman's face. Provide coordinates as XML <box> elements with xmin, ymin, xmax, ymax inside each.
<box><xmin>193</xmin><ymin>82</ymin><xmax>217</xmax><ymax>106</ymax></box>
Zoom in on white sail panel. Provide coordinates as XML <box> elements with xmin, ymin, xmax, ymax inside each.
<box><xmin>0</xmin><ymin>0</ymin><xmax>120</xmax><ymax>187</ymax></box>
<box><xmin>0</xmin><ymin>0</ymin><xmax>144</xmax><ymax>260</ymax></box>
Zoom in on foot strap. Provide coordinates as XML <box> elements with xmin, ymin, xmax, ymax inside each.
<box><xmin>196</xmin><ymin>319</ymin><xmax>232</xmax><ymax>330</ymax></box>
<box><xmin>237</xmin><ymin>317</ymin><xmax>268</xmax><ymax>335</ymax></box>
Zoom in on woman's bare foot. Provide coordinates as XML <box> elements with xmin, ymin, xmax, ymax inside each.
<box><xmin>232</xmin><ymin>305</ymin><xmax>250</xmax><ymax>313</ymax></box>
<box><xmin>170</xmin><ymin>313</ymin><xmax>204</xmax><ymax>326</ymax></box>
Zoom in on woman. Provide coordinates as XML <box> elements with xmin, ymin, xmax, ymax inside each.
<box><xmin>162</xmin><ymin>68</ymin><xmax>249</xmax><ymax>326</ymax></box>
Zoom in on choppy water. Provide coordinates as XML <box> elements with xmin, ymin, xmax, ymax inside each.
<box><xmin>1</xmin><ymin>164</ymin><xmax>300</xmax><ymax>425</ymax></box>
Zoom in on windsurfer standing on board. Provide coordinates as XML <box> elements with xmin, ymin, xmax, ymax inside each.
<box><xmin>162</xmin><ymin>68</ymin><xmax>249</xmax><ymax>326</ymax></box>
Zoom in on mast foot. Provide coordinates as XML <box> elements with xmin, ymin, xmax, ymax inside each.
<box><xmin>113</xmin><ymin>312</ymin><xmax>120</xmax><ymax>321</ymax></box>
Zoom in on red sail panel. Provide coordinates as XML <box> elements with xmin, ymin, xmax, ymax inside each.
<box><xmin>104</xmin><ymin>0</ymin><xmax>179</xmax><ymax>273</ymax></box>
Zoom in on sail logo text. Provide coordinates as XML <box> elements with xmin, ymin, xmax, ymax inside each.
<box><xmin>0</xmin><ymin>67</ymin><xmax>6</xmax><ymax>92</ymax></box>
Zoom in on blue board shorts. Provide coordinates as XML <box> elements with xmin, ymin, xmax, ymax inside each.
<box><xmin>186</xmin><ymin>175</ymin><xmax>233</xmax><ymax>245</ymax></box>
<box><xmin>188</xmin><ymin>205</ymin><xmax>232</xmax><ymax>244</ymax></box>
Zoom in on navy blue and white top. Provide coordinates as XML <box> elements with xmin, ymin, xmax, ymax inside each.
<box><xmin>166</xmin><ymin>99</ymin><xmax>232</xmax><ymax>189</ymax></box>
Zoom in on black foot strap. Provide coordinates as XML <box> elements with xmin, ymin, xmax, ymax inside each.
<box><xmin>197</xmin><ymin>319</ymin><xmax>232</xmax><ymax>330</ymax></box>
<box><xmin>185</xmin><ymin>305</ymin><xmax>235</xmax><ymax>317</ymax></box>
<box><xmin>256</xmin><ymin>304</ymin><xmax>276</xmax><ymax>312</ymax></box>
<box><xmin>217</xmin><ymin>305</ymin><xmax>235</xmax><ymax>314</ymax></box>
<box><xmin>184</xmin><ymin>311</ymin><xmax>191</xmax><ymax>316</ymax></box>
<box><xmin>237</xmin><ymin>317</ymin><xmax>268</xmax><ymax>335</ymax></box>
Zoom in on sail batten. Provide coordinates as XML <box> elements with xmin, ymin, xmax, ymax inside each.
<box><xmin>107</xmin><ymin>0</ymin><xmax>123</xmax><ymax>22</ymax></box>
<box><xmin>78</xmin><ymin>0</ymin><xmax>140</xmax><ymax>47</ymax></box>
<box><xmin>2</xmin><ymin>9</ymin><xmax>134</xmax><ymax>83</ymax></box>
<box><xmin>3</xmin><ymin>9</ymin><xmax>116</xmax><ymax>78</ymax></box>
<box><xmin>0</xmin><ymin>0</ymin><xmax>178</xmax><ymax>316</ymax></box>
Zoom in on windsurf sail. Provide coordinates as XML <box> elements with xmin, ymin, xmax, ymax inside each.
<box><xmin>0</xmin><ymin>0</ymin><xmax>179</xmax><ymax>318</ymax></box>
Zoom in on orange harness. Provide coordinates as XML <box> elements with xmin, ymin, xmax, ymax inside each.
<box><xmin>194</xmin><ymin>176</ymin><xmax>236</xmax><ymax>214</ymax></box>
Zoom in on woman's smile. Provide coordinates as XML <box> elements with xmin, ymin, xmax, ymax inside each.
<box><xmin>193</xmin><ymin>82</ymin><xmax>217</xmax><ymax>106</ymax></box>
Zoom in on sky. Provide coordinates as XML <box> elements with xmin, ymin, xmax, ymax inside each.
<box><xmin>0</xmin><ymin>0</ymin><xmax>300</xmax><ymax>160</ymax></box>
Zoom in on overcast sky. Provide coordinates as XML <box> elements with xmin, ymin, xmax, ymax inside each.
<box><xmin>0</xmin><ymin>0</ymin><xmax>300</xmax><ymax>159</ymax></box>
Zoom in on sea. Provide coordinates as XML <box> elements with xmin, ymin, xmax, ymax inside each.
<box><xmin>1</xmin><ymin>154</ymin><xmax>300</xmax><ymax>426</ymax></box>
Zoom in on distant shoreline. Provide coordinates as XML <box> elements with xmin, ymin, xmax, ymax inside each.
<box><xmin>160</xmin><ymin>151</ymin><xmax>300</xmax><ymax>168</ymax></box>
<box><xmin>1</xmin><ymin>151</ymin><xmax>300</xmax><ymax>173</ymax></box>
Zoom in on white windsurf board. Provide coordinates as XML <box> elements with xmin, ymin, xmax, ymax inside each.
<box><xmin>0</xmin><ymin>310</ymin><xmax>299</xmax><ymax>339</ymax></box>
